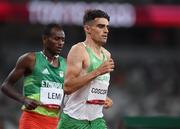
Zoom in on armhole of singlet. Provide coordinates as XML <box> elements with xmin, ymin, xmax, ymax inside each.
<box><xmin>82</xmin><ymin>42</ymin><xmax>93</xmax><ymax>73</ymax></box>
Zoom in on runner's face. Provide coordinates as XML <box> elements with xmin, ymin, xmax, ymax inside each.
<box><xmin>47</xmin><ymin>28</ymin><xmax>65</xmax><ymax>55</ymax></box>
<box><xmin>89</xmin><ymin>18</ymin><xmax>109</xmax><ymax>45</ymax></box>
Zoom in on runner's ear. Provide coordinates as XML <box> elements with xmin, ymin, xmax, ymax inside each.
<box><xmin>84</xmin><ymin>25</ymin><xmax>91</xmax><ymax>34</ymax></box>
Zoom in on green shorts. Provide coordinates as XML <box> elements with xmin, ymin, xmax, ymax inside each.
<box><xmin>57</xmin><ymin>112</ymin><xmax>107</xmax><ymax>129</ymax></box>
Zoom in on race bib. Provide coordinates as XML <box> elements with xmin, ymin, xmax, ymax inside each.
<box><xmin>40</xmin><ymin>80</ymin><xmax>64</xmax><ymax>109</ymax></box>
<box><xmin>87</xmin><ymin>73</ymin><xmax>110</xmax><ymax>105</ymax></box>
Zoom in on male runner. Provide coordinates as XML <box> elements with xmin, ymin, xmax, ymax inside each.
<box><xmin>57</xmin><ymin>9</ymin><xmax>114</xmax><ymax>129</ymax></box>
<box><xmin>1</xmin><ymin>24</ymin><xmax>66</xmax><ymax>129</ymax></box>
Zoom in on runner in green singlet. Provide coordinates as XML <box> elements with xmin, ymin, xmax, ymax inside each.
<box><xmin>1</xmin><ymin>24</ymin><xmax>66</xmax><ymax>129</ymax></box>
<box><xmin>57</xmin><ymin>9</ymin><xmax>114</xmax><ymax>129</ymax></box>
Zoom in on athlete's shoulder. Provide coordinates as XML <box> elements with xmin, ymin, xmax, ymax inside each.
<box><xmin>69</xmin><ymin>42</ymin><xmax>86</xmax><ymax>54</ymax></box>
<box><xmin>71</xmin><ymin>42</ymin><xmax>85</xmax><ymax>50</ymax></box>
<box><xmin>18</xmin><ymin>52</ymin><xmax>36</xmax><ymax>63</ymax></box>
<box><xmin>15</xmin><ymin>52</ymin><xmax>36</xmax><ymax>72</ymax></box>
<box><xmin>101</xmin><ymin>47</ymin><xmax>111</xmax><ymax>59</ymax></box>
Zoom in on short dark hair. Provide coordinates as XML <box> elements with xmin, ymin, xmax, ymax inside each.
<box><xmin>83</xmin><ymin>9</ymin><xmax>110</xmax><ymax>25</ymax></box>
<box><xmin>42</xmin><ymin>23</ymin><xmax>63</xmax><ymax>36</ymax></box>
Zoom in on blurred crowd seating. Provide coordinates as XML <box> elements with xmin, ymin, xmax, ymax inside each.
<box><xmin>105</xmin><ymin>57</ymin><xmax>180</xmax><ymax>129</ymax></box>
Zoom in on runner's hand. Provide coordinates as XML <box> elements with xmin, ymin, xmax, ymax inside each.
<box><xmin>104</xmin><ymin>97</ymin><xmax>113</xmax><ymax>109</ymax></box>
<box><xmin>23</xmin><ymin>97</ymin><xmax>42</xmax><ymax>110</ymax></box>
<box><xmin>96</xmin><ymin>58</ymin><xmax>114</xmax><ymax>75</ymax></box>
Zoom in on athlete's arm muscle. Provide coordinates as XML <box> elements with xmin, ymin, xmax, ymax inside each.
<box><xmin>1</xmin><ymin>53</ymin><xmax>41</xmax><ymax>109</ymax></box>
<box><xmin>64</xmin><ymin>44</ymin><xmax>97</xmax><ymax>94</ymax></box>
<box><xmin>1</xmin><ymin>53</ymin><xmax>33</xmax><ymax>101</ymax></box>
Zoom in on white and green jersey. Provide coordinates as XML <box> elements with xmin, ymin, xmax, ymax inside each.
<box><xmin>63</xmin><ymin>43</ymin><xmax>110</xmax><ymax>121</ymax></box>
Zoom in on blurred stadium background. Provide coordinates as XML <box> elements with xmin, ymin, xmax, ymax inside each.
<box><xmin>0</xmin><ymin>0</ymin><xmax>180</xmax><ymax>129</ymax></box>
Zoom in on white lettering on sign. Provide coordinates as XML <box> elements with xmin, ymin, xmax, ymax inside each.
<box><xmin>28</xmin><ymin>2</ymin><xmax>135</xmax><ymax>27</ymax></box>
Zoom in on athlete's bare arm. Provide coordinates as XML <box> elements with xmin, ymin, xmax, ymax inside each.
<box><xmin>1</xmin><ymin>52</ymin><xmax>41</xmax><ymax>110</ymax></box>
<box><xmin>64</xmin><ymin>43</ymin><xmax>114</xmax><ymax>95</ymax></box>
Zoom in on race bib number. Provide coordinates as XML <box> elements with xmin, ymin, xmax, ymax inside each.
<box><xmin>40</xmin><ymin>87</ymin><xmax>64</xmax><ymax>108</ymax></box>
